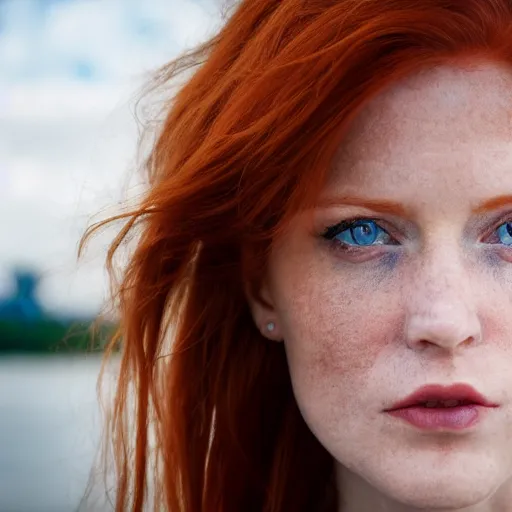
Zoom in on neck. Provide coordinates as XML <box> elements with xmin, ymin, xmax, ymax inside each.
<box><xmin>336</xmin><ymin>464</ymin><xmax>512</xmax><ymax>512</ymax></box>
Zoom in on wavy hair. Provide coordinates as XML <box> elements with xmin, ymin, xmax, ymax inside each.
<box><xmin>81</xmin><ymin>1</ymin><xmax>512</xmax><ymax>510</ymax></box>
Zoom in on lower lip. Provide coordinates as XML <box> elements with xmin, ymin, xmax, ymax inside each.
<box><xmin>386</xmin><ymin>405</ymin><xmax>486</xmax><ymax>430</ymax></box>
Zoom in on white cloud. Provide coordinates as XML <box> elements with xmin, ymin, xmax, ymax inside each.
<box><xmin>0</xmin><ymin>0</ymin><xmax>224</xmax><ymax>316</ymax></box>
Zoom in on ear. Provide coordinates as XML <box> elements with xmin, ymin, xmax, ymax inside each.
<box><xmin>245</xmin><ymin>279</ymin><xmax>283</xmax><ymax>342</ymax></box>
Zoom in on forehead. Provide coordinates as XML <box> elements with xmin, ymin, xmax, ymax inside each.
<box><xmin>328</xmin><ymin>62</ymin><xmax>512</xmax><ymax>207</ymax></box>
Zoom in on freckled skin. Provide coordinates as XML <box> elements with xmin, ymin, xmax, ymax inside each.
<box><xmin>249</xmin><ymin>63</ymin><xmax>512</xmax><ymax>511</ymax></box>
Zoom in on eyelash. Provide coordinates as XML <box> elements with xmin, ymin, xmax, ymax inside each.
<box><xmin>487</xmin><ymin>218</ymin><xmax>512</xmax><ymax>245</ymax></box>
<box><xmin>321</xmin><ymin>216</ymin><xmax>512</xmax><ymax>253</ymax></box>
<box><xmin>321</xmin><ymin>216</ymin><xmax>395</xmax><ymax>253</ymax></box>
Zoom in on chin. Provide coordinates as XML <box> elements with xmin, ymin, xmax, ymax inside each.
<box><xmin>388</xmin><ymin>486</ymin><xmax>489</xmax><ymax>510</ymax></box>
<box><xmin>370</xmin><ymin>467</ymin><xmax>499</xmax><ymax>510</ymax></box>
<box><xmin>338</xmin><ymin>453</ymin><xmax>505</xmax><ymax>511</ymax></box>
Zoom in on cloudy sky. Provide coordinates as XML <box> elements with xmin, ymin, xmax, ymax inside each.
<box><xmin>0</xmin><ymin>0</ymin><xmax>226</xmax><ymax>317</ymax></box>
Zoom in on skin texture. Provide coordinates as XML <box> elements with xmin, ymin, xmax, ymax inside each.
<box><xmin>249</xmin><ymin>62</ymin><xmax>512</xmax><ymax>511</ymax></box>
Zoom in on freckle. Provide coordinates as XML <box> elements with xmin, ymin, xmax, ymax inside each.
<box><xmin>368</xmin><ymin>253</ymin><xmax>400</xmax><ymax>287</ymax></box>
<box><xmin>484</xmin><ymin>250</ymin><xmax>502</xmax><ymax>271</ymax></box>
<box><xmin>312</xmin><ymin>326</ymin><xmax>386</xmax><ymax>379</ymax></box>
<box><xmin>380</xmin><ymin>251</ymin><xmax>400</xmax><ymax>272</ymax></box>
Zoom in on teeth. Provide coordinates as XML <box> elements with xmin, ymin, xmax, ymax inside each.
<box><xmin>424</xmin><ymin>401</ymin><xmax>438</xmax><ymax>408</ymax></box>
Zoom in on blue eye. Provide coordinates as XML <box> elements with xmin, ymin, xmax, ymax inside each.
<box><xmin>497</xmin><ymin>222</ymin><xmax>512</xmax><ymax>246</ymax></box>
<box><xmin>324</xmin><ymin>219</ymin><xmax>392</xmax><ymax>247</ymax></box>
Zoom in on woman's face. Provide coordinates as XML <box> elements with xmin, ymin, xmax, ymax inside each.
<box><xmin>250</xmin><ymin>62</ymin><xmax>512</xmax><ymax>511</ymax></box>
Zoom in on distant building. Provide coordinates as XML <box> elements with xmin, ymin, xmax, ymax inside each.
<box><xmin>0</xmin><ymin>270</ymin><xmax>45</xmax><ymax>322</ymax></box>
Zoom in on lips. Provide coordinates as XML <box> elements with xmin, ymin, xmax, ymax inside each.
<box><xmin>384</xmin><ymin>383</ymin><xmax>499</xmax><ymax>430</ymax></box>
<box><xmin>385</xmin><ymin>383</ymin><xmax>498</xmax><ymax>412</ymax></box>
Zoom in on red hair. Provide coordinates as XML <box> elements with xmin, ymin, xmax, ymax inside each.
<box><xmin>81</xmin><ymin>1</ymin><xmax>512</xmax><ymax>510</ymax></box>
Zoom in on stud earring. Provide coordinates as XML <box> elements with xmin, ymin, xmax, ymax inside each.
<box><xmin>266</xmin><ymin>322</ymin><xmax>275</xmax><ymax>333</ymax></box>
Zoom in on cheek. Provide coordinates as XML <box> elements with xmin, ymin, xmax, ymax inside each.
<box><xmin>494</xmin><ymin>267</ymin><xmax>512</xmax><ymax>350</ymax></box>
<box><xmin>471</xmin><ymin>260</ymin><xmax>512</xmax><ymax>355</ymax></box>
<box><xmin>273</xmin><ymin>256</ymin><xmax>400</xmax><ymax>407</ymax></box>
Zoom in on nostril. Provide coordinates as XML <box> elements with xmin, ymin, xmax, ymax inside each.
<box><xmin>412</xmin><ymin>335</ymin><xmax>475</xmax><ymax>352</ymax></box>
<box><xmin>461</xmin><ymin>337</ymin><xmax>474</xmax><ymax>348</ymax></box>
<box><xmin>405</xmin><ymin>314</ymin><xmax>482</xmax><ymax>352</ymax></box>
<box><xmin>416</xmin><ymin>339</ymin><xmax>437</xmax><ymax>350</ymax></box>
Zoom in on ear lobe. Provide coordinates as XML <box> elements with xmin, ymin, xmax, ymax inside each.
<box><xmin>245</xmin><ymin>281</ymin><xmax>283</xmax><ymax>342</ymax></box>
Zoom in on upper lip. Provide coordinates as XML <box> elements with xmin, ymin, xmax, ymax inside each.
<box><xmin>385</xmin><ymin>383</ymin><xmax>499</xmax><ymax>411</ymax></box>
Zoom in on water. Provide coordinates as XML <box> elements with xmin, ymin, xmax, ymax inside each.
<box><xmin>0</xmin><ymin>355</ymin><xmax>115</xmax><ymax>512</ymax></box>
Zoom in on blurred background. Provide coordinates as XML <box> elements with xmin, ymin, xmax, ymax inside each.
<box><xmin>0</xmin><ymin>1</ymin><xmax>224</xmax><ymax>510</ymax></box>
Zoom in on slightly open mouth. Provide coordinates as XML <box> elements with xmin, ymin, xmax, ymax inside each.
<box><xmin>413</xmin><ymin>399</ymin><xmax>476</xmax><ymax>409</ymax></box>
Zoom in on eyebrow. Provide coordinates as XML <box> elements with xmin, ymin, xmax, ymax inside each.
<box><xmin>315</xmin><ymin>196</ymin><xmax>410</xmax><ymax>217</ymax></box>
<box><xmin>316</xmin><ymin>194</ymin><xmax>512</xmax><ymax>216</ymax></box>
<box><xmin>471</xmin><ymin>195</ymin><xmax>512</xmax><ymax>214</ymax></box>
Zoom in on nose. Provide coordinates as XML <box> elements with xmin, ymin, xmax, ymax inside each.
<box><xmin>404</xmin><ymin>257</ymin><xmax>482</xmax><ymax>353</ymax></box>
